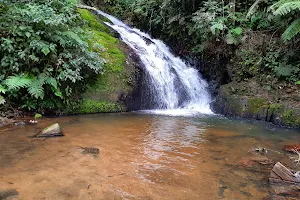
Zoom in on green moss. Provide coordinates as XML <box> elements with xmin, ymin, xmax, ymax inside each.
<box><xmin>78</xmin><ymin>99</ymin><xmax>125</xmax><ymax>113</ymax></box>
<box><xmin>67</xmin><ymin>9</ymin><xmax>132</xmax><ymax>114</ymax></box>
<box><xmin>226</xmin><ymin>96</ymin><xmax>244</xmax><ymax>113</ymax></box>
<box><xmin>281</xmin><ymin>109</ymin><xmax>300</xmax><ymax>127</ymax></box>
<box><xmin>248</xmin><ymin>98</ymin><xmax>267</xmax><ymax>114</ymax></box>
<box><xmin>77</xmin><ymin>9</ymin><xmax>111</xmax><ymax>33</ymax></box>
<box><xmin>34</xmin><ymin>113</ymin><xmax>42</xmax><ymax>119</ymax></box>
<box><xmin>269</xmin><ymin>103</ymin><xmax>282</xmax><ymax>110</ymax></box>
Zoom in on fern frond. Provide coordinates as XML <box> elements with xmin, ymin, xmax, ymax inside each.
<box><xmin>4</xmin><ymin>75</ymin><xmax>32</xmax><ymax>90</ymax></box>
<box><xmin>27</xmin><ymin>77</ymin><xmax>45</xmax><ymax>99</ymax></box>
<box><xmin>273</xmin><ymin>1</ymin><xmax>300</xmax><ymax>16</ymax></box>
<box><xmin>247</xmin><ymin>0</ymin><xmax>265</xmax><ymax>18</ymax></box>
<box><xmin>282</xmin><ymin>18</ymin><xmax>300</xmax><ymax>41</ymax></box>
<box><xmin>270</xmin><ymin>0</ymin><xmax>299</xmax><ymax>10</ymax></box>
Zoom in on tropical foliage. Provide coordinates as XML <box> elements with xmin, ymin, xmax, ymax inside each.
<box><xmin>0</xmin><ymin>0</ymin><xmax>104</xmax><ymax>112</ymax></box>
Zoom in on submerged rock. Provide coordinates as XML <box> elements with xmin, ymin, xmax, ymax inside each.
<box><xmin>0</xmin><ymin>189</ymin><xmax>19</xmax><ymax>199</ymax></box>
<box><xmin>80</xmin><ymin>147</ymin><xmax>100</xmax><ymax>157</ymax></box>
<box><xmin>238</xmin><ymin>155</ymin><xmax>274</xmax><ymax>168</ymax></box>
<box><xmin>37</xmin><ymin>123</ymin><xmax>64</xmax><ymax>137</ymax></box>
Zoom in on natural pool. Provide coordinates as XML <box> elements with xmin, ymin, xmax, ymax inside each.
<box><xmin>0</xmin><ymin>113</ymin><xmax>299</xmax><ymax>199</ymax></box>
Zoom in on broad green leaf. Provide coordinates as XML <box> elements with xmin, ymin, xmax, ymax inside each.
<box><xmin>231</xmin><ymin>27</ymin><xmax>243</xmax><ymax>35</ymax></box>
<box><xmin>25</xmin><ymin>32</ymin><xmax>31</xmax><ymax>38</ymax></box>
<box><xmin>54</xmin><ymin>88</ymin><xmax>63</xmax><ymax>98</ymax></box>
<box><xmin>41</xmin><ymin>47</ymin><xmax>50</xmax><ymax>55</ymax></box>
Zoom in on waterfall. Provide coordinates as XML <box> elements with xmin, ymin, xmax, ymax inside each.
<box><xmin>96</xmin><ymin>10</ymin><xmax>213</xmax><ymax>116</ymax></box>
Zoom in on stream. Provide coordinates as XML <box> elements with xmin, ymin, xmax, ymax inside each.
<box><xmin>0</xmin><ymin>113</ymin><xmax>299</xmax><ymax>199</ymax></box>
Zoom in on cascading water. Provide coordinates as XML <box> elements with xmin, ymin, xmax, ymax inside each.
<box><xmin>97</xmin><ymin>10</ymin><xmax>213</xmax><ymax>116</ymax></box>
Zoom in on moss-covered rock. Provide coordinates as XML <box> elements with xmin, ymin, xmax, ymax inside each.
<box><xmin>213</xmin><ymin>81</ymin><xmax>300</xmax><ymax>128</ymax></box>
<box><xmin>67</xmin><ymin>9</ymin><xmax>140</xmax><ymax>114</ymax></box>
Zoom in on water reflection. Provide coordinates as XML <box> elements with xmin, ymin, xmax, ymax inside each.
<box><xmin>143</xmin><ymin>117</ymin><xmax>206</xmax><ymax>159</ymax></box>
<box><xmin>135</xmin><ymin>117</ymin><xmax>207</xmax><ymax>182</ymax></box>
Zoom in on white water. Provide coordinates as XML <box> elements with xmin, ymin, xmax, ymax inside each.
<box><xmin>97</xmin><ymin>11</ymin><xmax>213</xmax><ymax>116</ymax></box>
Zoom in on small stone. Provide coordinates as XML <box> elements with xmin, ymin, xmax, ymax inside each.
<box><xmin>81</xmin><ymin>147</ymin><xmax>100</xmax><ymax>157</ymax></box>
<box><xmin>14</xmin><ymin>121</ymin><xmax>26</xmax><ymax>126</ymax></box>
<box><xmin>29</xmin><ymin>120</ymin><xmax>38</xmax><ymax>124</ymax></box>
<box><xmin>37</xmin><ymin>123</ymin><xmax>64</xmax><ymax>137</ymax></box>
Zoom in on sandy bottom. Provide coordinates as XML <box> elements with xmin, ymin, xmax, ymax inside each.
<box><xmin>0</xmin><ymin>113</ymin><xmax>299</xmax><ymax>200</ymax></box>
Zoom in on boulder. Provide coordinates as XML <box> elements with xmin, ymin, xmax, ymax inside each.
<box><xmin>37</xmin><ymin>123</ymin><xmax>64</xmax><ymax>137</ymax></box>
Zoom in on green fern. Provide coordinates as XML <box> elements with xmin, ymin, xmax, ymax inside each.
<box><xmin>272</xmin><ymin>1</ymin><xmax>300</xmax><ymax>15</ymax></box>
<box><xmin>282</xmin><ymin>18</ymin><xmax>300</xmax><ymax>41</ymax></box>
<box><xmin>270</xmin><ymin>0</ymin><xmax>300</xmax><ymax>12</ymax></box>
<box><xmin>27</xmin><ymin>77</ymin><xmax>45</xmax><ymax>99</ymax></box>
<box><xmin>4</xmin><ymin>75</ymin><xmax>32</xmax><ymax>90</ymax></box>
<box><xmin>269</xmin><ymin>0</ymin><xmax>300</xmax><ymax>41</ymax></box>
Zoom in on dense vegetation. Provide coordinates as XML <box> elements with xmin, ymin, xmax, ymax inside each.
<box><xmin>0</xmin><ymin>0</ymin><xmax>104</xmax><ymax>114</ymax></box>
<box><xmin>86</xmin><ymin>0</ymin><xmax>300</xmax><ymax>87</ymax></box>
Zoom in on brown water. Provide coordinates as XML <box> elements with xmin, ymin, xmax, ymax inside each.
<box><xmin>0</xmin><ymin>113</ymin><xmax>299</xmax><ymax>200</ymax></box>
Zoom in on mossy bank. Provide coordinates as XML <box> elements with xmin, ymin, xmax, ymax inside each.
<box><xmin>68</xmin><ymin>9</ymin><xmax>140</xmax><ymax>114</ymax></box>
<box><xmin>212</xmin><ymin>80</ymin><xmax>300</xmax><ymax>128</ymax></box>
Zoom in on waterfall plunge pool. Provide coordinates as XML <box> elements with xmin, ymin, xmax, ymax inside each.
<box><xmin>0</xmin><ymin>113</ymin><xmax>299</xmax><ymax>199</ymax></box>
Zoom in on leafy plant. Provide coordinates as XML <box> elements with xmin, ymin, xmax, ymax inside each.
<box><xmin>0</xmin><ymin>0</ymin><xmax>104</xmax><ymax>112</ymax></box>
<box><xmin>269</xmin><ymin>0</ymin><xmax>300</xmax><ymax>41</ymax></box>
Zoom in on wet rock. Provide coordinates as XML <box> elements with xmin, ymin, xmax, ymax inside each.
<box><xmin>268</xmin><ymin>162</ymin><xmax>300</xmax><ymax>199</ymax></box>
<box><xmin>283</xmin><ymin>145</ymin><xmax>300</xmax><ymax>153</ymax></box>
<box><xmin>273</xmin><ymin>185</ymin><xmax>300</xmax><ymax>197</ymax></box>
<box><xmin>14</xmin><ymin>121</ymin><xmax>26</xmax><ymax>126</ymax></box>
<box><xmin>269</xmin><ymin>162</ymin><xmax>300</xmax><ymax>184</ymax></box>
<box><xmin>37</xmin><ymin>123</ymin><xmax>64</xmax><ymax>137</ymax></box>
<box><xmin>0</xmin><ymin>117</ymin><xmax>9</xmax><ymax>127</ymax></box>
<box><xmin>80</xmin><ymin>147</ymin><xmax>100</xmax><ymax>157</ymax></box>
<box><xmin>0</xmin><ymin>189</ymin><xmax>19</xmax><ymax>199</ymax></box>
